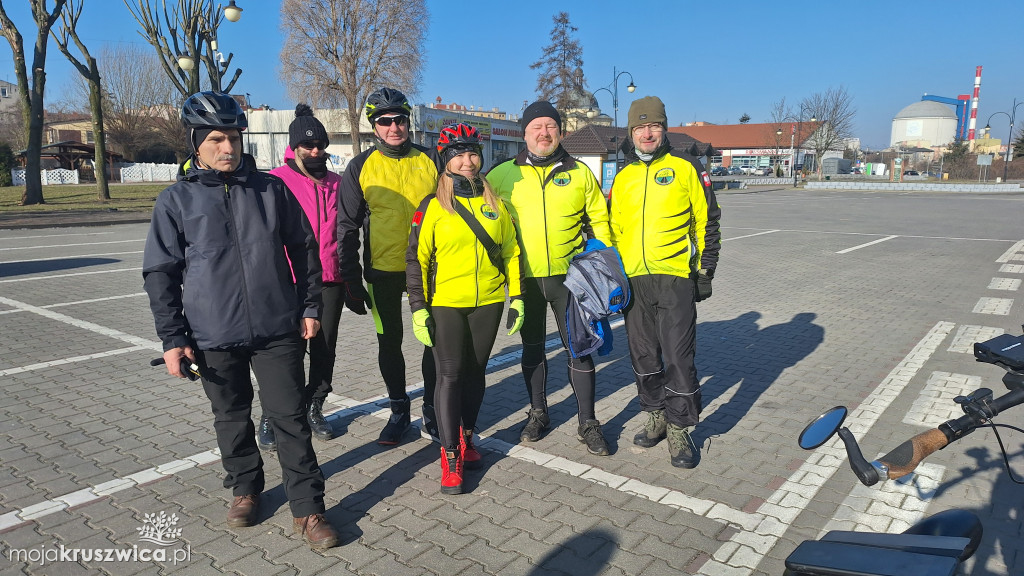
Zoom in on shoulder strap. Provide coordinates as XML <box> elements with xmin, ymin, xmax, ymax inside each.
<box><xmin>452</xmin><ymin>200</ymin><xmax>505</xmax><ymax>279</ymax></box>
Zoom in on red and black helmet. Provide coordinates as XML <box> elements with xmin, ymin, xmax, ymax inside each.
<box><xmin>437</xmin><ymin>123</ymin><xmax>482</xmax><ymax>162</ymax></box>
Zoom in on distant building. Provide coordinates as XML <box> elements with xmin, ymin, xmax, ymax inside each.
<box><xmin>890</xmin><ymin>100</ymin><xmax>957</xmax><ymax>148</ymax></box>
<box><xmin>670</xmin><ymin>121</ymin><xmax>829</xmax><ymax>174</ymax></box>
<box><xmin>245</xmin><ymin>102</ymin><xmax>525</xmax><ymax>172</ymax></box>
<box><xmin>0</xmin><ymin>79</ymin><xmax>17</xmax><ymax>114</ymax></box>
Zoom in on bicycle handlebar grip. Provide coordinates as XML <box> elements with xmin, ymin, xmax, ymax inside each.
<box><xmin>878</xmin><ymin>428</ymin><xmax>949</xmax><ymax>480</ymax></box>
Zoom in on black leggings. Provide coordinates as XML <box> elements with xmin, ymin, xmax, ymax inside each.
<box><xmin>431</xmin><ymin>302</ymin><xmax>503</xmax><ymax>451</ymax></box>
<box><xmin>368</xmin><ymin>273</ymin><xmax>437</xmax><ymax>406</ymax></box>
<box><xmin>519</xmin><ymin>275</ymin><xmax>596</xmax><ymax>422</ymax></box>
<box><xmin>306</xmin><ymin>282</ymin><xmax>343</xmax><ymax>403</ymax></box>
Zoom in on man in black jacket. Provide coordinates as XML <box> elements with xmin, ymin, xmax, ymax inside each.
<box><xmin>143</xmin><ymin>91</ymin><xmax>338</xmax><ymax>549</ymax></box>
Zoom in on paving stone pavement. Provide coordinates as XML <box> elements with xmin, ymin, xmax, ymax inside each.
<box><xmin>1</xmin><ymin>187</ymin><xmax>1022</xmax><ymax>575</ymax></box>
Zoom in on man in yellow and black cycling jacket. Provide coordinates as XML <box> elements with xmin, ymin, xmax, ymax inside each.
<box><xmin>609</xmin><ymin>95</ymin><xmax>722</xmax><ymax>469</ymax></box>
<box><xmin>487</xmin><ymin>101</ymin><xmax>614</xmax><ymax>456</ymax></box>
<box><xmin>337</xmin><ymin>87</ymin><xmax>440</xmax><ymax>446</ymax></box>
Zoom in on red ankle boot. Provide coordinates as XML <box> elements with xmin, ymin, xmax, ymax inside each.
<box><xmin>440</xmin><ymin>446</ymin><xmax>463</xmax><ymax>495</ymax></box>
<box><xmin>461</xmin><ymin>427</ymin><xmax>482</xmax><ymax>470</ymax></box>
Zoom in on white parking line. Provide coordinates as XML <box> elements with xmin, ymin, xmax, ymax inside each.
<box><xmin>0</xmin><ymin>296</ymin><xmax>160</xmax><ymax>350</ymax></box>
<box><xmin>725</xmin><ymin>230</ymin><xmax>779</xmax><ymax>242</ymax></box>
<box><xmin>988</xmin><ymin>277</ymin><xmax>1021</xmax><ymax>291</ymax></box>
<box><xmin>701</xmin><ymin>321</ymin><xmax>955</xmax><ymax>575</ymax></box>
<box><xmin>0</xmin><ymin>250</ymin><xmax>144</xmax><ymax>264</ymax></box>
<box><xmin>836</xmin><ymin>235</ymin><xmax>899</xmax><ymax>254</ymax></box>
<box><xmin>996</xmin><ymin>239</ymin><xmax>1024</xmax><ymax>263</ymax></box>
<box><xmin>0</xmin><ymin>232</ymin><xmax>115</xmax><ymax>240</ymax></box>
<box><xmin>0</xmin><ymin>239</ymin><xmax>143</xmax><ymax>251</ymax></box>
<box><xmin>0</xmin><ymin>346</ymin><xmax>151</xmax><ymax>377</ymax></box>
<box><xmin>0</xmin><ymin>267</ymin><xmax>142</xmax><ymax>283</ymax></box>
<box><xmin>973</xmin><ymin>297</ymin><xmax>1013</xmax><ymax>315</ymax></box>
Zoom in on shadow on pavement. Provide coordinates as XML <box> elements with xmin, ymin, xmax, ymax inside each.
<box><xmin>694</xmin><ymin>311</ymin><xmax>824</xmax><ymax>445</ymax></box>
<box><xmin>0</xmin><ymin>257</ymin><xmax>121</xmax><ymax>277</ymax></box>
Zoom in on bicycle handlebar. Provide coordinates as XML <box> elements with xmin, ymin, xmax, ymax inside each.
<box><xmin>853</xmin><ymin>386</ymin><xmax>1024</xmax><ymax>485</ymax></box>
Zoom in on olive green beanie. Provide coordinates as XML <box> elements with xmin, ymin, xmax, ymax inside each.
<box><xmin>627</xmin><ymin>96</ymin><xmax>667</xmax><ymax>134</ymax></box>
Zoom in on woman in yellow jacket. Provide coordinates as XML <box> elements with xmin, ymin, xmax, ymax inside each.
<box><xmin>406</xmin><ymin>124</ymin><xmax>524</xmax><ymax>494</ymax></box>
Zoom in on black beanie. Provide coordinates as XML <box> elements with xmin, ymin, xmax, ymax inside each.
<box><xmin>520</xmin><ymin>100</ymin><xmax>562</xmax><ymax>131</ymax></box>
<box><xmin>289</xmin><ymin>103</ymin><xmax>330</xmax><ymax>150</ymax></box>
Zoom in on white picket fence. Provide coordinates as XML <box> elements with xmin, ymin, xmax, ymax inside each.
<box><xmin>11</xmin><ymin>168</ymin><xmax>80</xmax><ymax>186</ymax></box>
<box><xmin>120</xmin><ymin>163</ymin><xmax>178</xmax><ymax>183</ymax></box>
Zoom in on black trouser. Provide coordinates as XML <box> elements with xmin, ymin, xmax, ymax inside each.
<box><xmin>623</xmin><ymin>274</ymin><xmax>701</xmax><ymax>428</ymax></box>
<box><xmin>431</xmin><ymin>302</ymin><xmax>503</xmax><ymax>451</ymax></box>
<box><xmin>196</xmin><ymin>335</ymin><xmax>326</xmax><ymax>518</ymax></box>
<box><xmin>368</xmin><ymin>272</ymin><xmax>437</xmax><ymax>406</ymax></box>
<box><xmin>306</xmin><ymin>282</ymin><xmax>344</xmax><ymax>403</ymax></box>
<box><xmin>519</xmin><ymin>275</ymin><xmax>597</xmax><ymax>423</ymax></box>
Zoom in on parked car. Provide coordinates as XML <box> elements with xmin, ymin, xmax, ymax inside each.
<box><xmin>903</xmin><ymin>170</ymin><xmax>920</xmax><ymax>176</ymax></box>
<box><xmin>753</xmin><ymin>166</ymin><xmax>773</xmax><ymax>176</ymax></box>
<box><xmin>738</xmin><ymin>165</ymin><xmax>756</xmax><ymax>175</ymax></box>
<box><xmin>727</xmin><ymin>166</ymin><xmax>744</xmax><ymax>176</ymax></box>
<box><xmin>710</xmin><ymin>166</ymin><xmax>728</xmax><ymax>176</ymax></box>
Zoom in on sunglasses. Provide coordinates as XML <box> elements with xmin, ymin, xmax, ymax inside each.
<box><xmin>298</xmin><ymin>141</ymin><xmax>327</xmax><ymax>150</ymax></box>
<box><xmin>374</xmin><ymin>115</ymin><xmax>409</xmax><ymax>127</ymax></box>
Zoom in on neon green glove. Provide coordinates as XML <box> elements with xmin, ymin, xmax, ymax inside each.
<box><xmin>412</xmin><ymin>308</ymin><xmax>434</xmax><ymax>347</ymax></box>
<box><xmin>506</xmin><ymin>298</ymin><xmax>525</xmax><ymax>336</ymax></box>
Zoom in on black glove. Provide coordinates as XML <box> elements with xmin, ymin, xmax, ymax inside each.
<box><xmin>695</xmin><ymin>271</ymin><xmax>713</xmax><ymax>302</ymax></box>
<box><xmin>343</xmin><ymin>282</ymin><xmax>371</xmax><ymax>315</ymax></box>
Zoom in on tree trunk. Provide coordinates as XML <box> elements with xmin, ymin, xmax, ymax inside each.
<box><xmin>21</xmin><ymin>41</ymin><xmax>49</xmax><ymax>205</ymax></box>
<box><xmin>86</xmin><ymin>58</ymin><xmax>109</xmax><ymax>200</ymax></box>
<box><xmin>349</xmin><ymin>108</ymin><xmax>363</xmax><ymax>155</ymax></box>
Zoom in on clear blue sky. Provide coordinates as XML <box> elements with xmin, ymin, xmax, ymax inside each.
<box><xmin>2</xmin><ymin>0</ymin><xmax>1022</xmax><ymax>150</ymax></box>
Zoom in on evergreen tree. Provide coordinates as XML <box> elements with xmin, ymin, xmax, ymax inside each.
<box><xmin>739</xmin><ymin>113</ymin><xmax>751</xmax><ymax>124</ymax></box>
<box><xmin>1013</xmin><ymin>127</ymin><xmax>1024</xmax><ymax>159</ymax></box>
<box><xmin>530</xmin><ymin>12</ymin><xmax>589</xmax><ymax>119</ymax></box>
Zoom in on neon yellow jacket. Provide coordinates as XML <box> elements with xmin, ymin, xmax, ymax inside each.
<box><xmin>609</xmin><ymin>146</ymin><xmax>715</xmax><ymax>278</ymax></box>
<box><xmin>338</xmin><ymin>144</ymin><xmax>439</xmax><ymax>282</ymax></box>
<box><xmin>487</xmin><ymin>150</ymin><xmax>610</xmax><ymax>278</ymax></box>
<box><xmin>406</xmin><ymin>180</ymin><xmax>523</xmax><ymax>311</ymax></box>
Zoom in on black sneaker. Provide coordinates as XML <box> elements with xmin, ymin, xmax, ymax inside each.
<box><xmin>577</xmin><ymin>419</ymin><xmax>610</xmax><ymax>456</ymax></box>
<box><xmin>519</xmin><ymin>409</ymin><xmax>550</xmax><ymax>442</ymax></box>
<box><xmin>666</xmin><ymin>423</ymin><xmax>700</xmax><ymax>469</ymax></box>
<box><xmin>378</xmin><ymin>399</ymin><xmax>411</xmax><ymax>446</ymax></box>
<box><xmin>307</xmin><ymin>398</ymin><xmax>334</xmax><ymax>442</ymax></box>
<box><xmin>420</xmin><ymin>403</ymin><xmax>440</xmax><ymax>443</ymax></box>
<box><xmin>257</xmin><ymin>415</ymin><xmax>276</xmax><ymax>452</ymax></box>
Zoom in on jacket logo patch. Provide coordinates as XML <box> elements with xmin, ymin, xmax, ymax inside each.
<box><xmin>552</xmin><ymin>172</ymin><xmax>571</xmax><ymax>186</ymax></box>
<box><xmin>654</xmin><ymin>168</ymin><xmax>675</xmax><ymax>185</ymax></box>
<box><xmin>411</xmin><ymin>211</ymin><xmax>424</xmax><ymax>226</ymax></box>
<box><xmin>700</xmin><ymin>171</ymin><xmax>711</xmax><ymax>188</ymax></box>
<box><xmin>480</xmin><ymin>204</ymin><xmax>499</xmax><ymax>220</ymax></box>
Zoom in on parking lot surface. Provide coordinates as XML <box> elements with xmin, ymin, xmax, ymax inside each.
<box><xmin>1</xmin><ymin>187</ymin><xmax>1022</xmax><ymax>575</ymax></box>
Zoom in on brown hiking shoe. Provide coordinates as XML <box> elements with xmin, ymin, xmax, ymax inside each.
<box><xmin>226</xmin><ymin>494</ymin><xmax>259</xmax><ymax>528</ymax></box>
<box><xmin>293</xmin><ymin>513</ymin><xmax>339</xmax><ymax>549</ymax></box>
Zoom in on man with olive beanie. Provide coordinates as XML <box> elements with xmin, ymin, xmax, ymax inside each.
<box><xmin>487</xmin><ymin>100</ymin><xmax>613</xmax><ymax>456</ymax></box>
<box><xmin>609</xmin><ymin>95</ymin><xmax>721</xmax><ymax>469</ymax></box>
<box><xmin>261</xmin><ymin>104</ymin><xmax>342</xmax><ymax>449</ymax></box>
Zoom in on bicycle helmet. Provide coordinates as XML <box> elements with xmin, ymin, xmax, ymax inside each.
<box><xmin>364</xmin><ymin>87</ymin><xmax>412</xmax><ymax>121</ymax></box>
<box><xmin>180</xmin><ymin>91</ymin><xmax>247</xmax><ymax>130</ymax></box>
<box><xmin>437</xmin><ymin>124</ymin><xmax>482</xmax><ymax>165</ymax></box>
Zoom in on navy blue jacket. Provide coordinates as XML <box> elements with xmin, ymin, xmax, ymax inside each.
<box><xmin>143</xmin><ymin>155</ymin><xmax>322</xmax><ymax>351</ymax></box>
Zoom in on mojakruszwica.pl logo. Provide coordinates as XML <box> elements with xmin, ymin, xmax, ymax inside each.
<box><xmin>5</xmin><ymin>511</ymin><xmax>191</xmax><ymax>566</ymax></box>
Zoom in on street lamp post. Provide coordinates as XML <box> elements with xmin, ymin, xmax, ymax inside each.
<box><xmin>174</xmin><ymin>1</ymin><xmax>243</xmax><ymax>93</ymax></box>
<box><xmin>586</xmin><ymin>66</ymin><xmax>636</xmax><ymax>162</ymax></box>
<box><xmin>784</xmin><ymin>105</ymin><xmax>816</xmax><ymax>187</ymax></box>
<box><xmin>984</xmin><ymin>97</ymin><xmax>1024</xmax><ymax>183</ymax></box>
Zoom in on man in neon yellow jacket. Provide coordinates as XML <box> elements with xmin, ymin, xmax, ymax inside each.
<box><xmin>609</xmin><ymin>96</ymin><xmax>722</xmax><ymax>469</ymax></box>
<box><xmin>487</xmin><ymin>101</ymin><xmax>613</xmax><ymax>456</ymax></box>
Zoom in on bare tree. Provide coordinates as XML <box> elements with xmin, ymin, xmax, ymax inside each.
<box><xmin>0</xmin><ymin>0</ymin><xmax>68</xmax><ymax>205</ymax></box>
<box><xmin>279</xmin><ymin>0</ymin><xmax>427</xmax><ymax>156</ymax></box>
<box><xmin>99</xmin><ymin>43</ymin><xmax>180</xmax><ymax>160</ymax></box>
<box><xmin>802</xmin><ymin>86</ymin><xmax>856</xmax><ymax>180</ymax></box>
<box><xmin>52</xmin><ymin>0</ymin><xmax>109</xmax><ymax>199</ymax></box>
<box><xmin>125</xmin><ymin>0</ymin><xmax>241</xmax><ymax>98</ymax></box>
<box><xmin>769</xmin><ymin>97</ymin><xmax>794</xmax><ymax>174</ymax></box>
<box><xmin>0</xmin><ymin>107</ymin><xmax>25</xmax><ymax>151</ymax></box>
<box><xmin>530</xmin><ymin>12</ymin><xmax>590</xmax><ymax>120</ymax></box>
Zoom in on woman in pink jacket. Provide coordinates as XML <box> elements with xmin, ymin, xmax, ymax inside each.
<box><xmin>264</xmin><ymin>104</ymin><xmax>343</xmax><ymax>447</ymax></box>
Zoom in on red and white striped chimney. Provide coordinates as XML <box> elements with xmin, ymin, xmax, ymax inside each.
<box><xmin>967</xmin><ymin>65</ymin><xmax>982</xmax><ymax>141</ymax></box>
